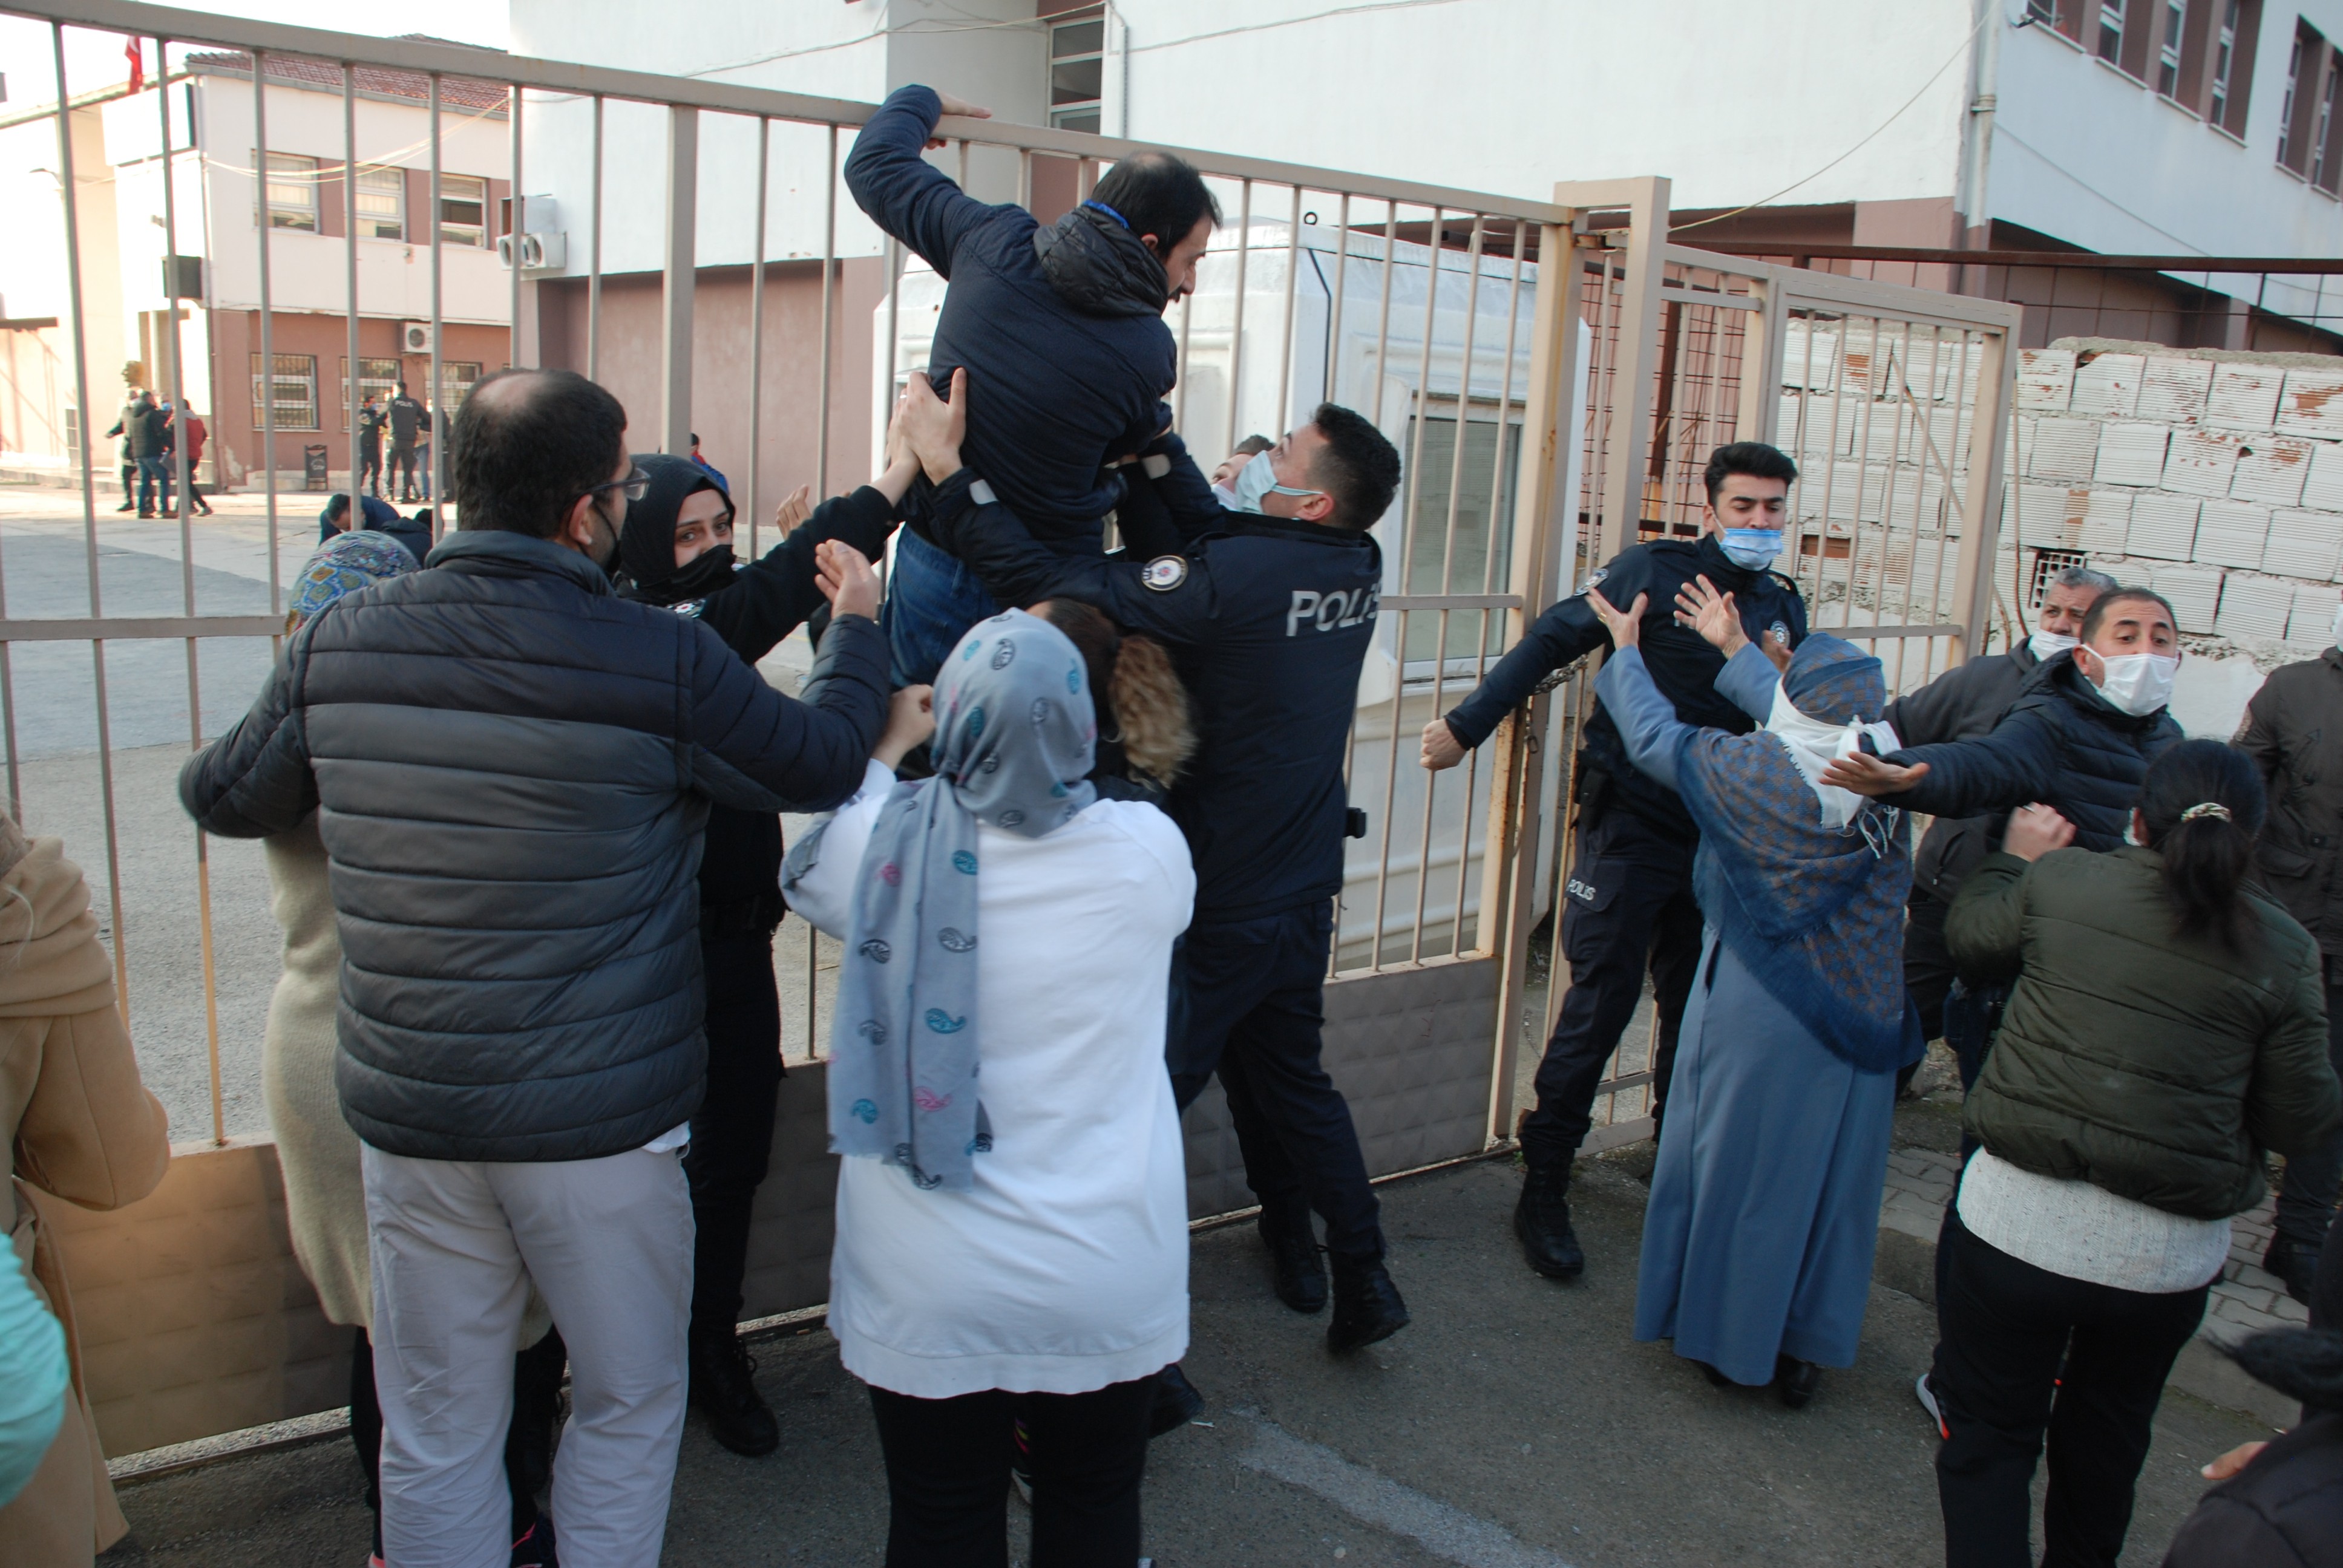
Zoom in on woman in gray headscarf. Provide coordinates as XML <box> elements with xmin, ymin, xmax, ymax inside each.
<box><xmin>782</xmin><ymin>608</ymin><xmax>1194</xmax><ymax>1566</ymax></box>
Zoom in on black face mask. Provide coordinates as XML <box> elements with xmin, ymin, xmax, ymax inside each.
<box><xmin>662</xmin><ymin>543</ymin><xmax>736</xmax><ymax>603</ymax></box>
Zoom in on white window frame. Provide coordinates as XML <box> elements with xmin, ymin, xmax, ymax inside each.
<box><xmin>355</xmin><ymin>164</ymin><xmax>404</xmax><ymax>241</ymax></box>
<box><xmin>1047</xmin><ymin>10</ymin><xmax>1105</xmax><ymax>134</ymax></box>
<box><xmin>439</xmin><ymin>174</ymin><xmax>488</xmax><ymax>249</ymax></box>
<box><xmin>251</xmin><ymin>352</ymin><xmax>320</xmax><ymax>431</ymax></box>
<box><xmin>263</xmin><ymin>151</ymin><xmax>317</xmax><ymax>232</ymax></box>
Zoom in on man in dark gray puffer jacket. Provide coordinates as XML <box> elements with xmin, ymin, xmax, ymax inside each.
<box><xmin>180</xmin><ymin>368</ymin><xmax>890</xmax><ymax>1568</ymax></box>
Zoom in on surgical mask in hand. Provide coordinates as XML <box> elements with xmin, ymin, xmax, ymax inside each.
<box><xmin>1227</xmin><ymin>450</ymin><xmax>1322</xmax><ymax>515</ymax></box>
<box><xmin>2088</xmin><ymin>650</ymin><xmax>2178</xmax><ymax>717</ymax></box>
<box><xmin>1720</xmin><ymin>528</ymin><xmax>1784</xmax><ymax>572</ymax></box>
<box><xmin>2027</xmin><ymin>628</ymin><xmax>2079</xmax><ymax>662</ymax></box>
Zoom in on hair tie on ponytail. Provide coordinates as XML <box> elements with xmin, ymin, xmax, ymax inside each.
<box><xmin>2180</xmin><ymin>802</ymin><xmax>2233</xmax><ymax>823</ymax></box>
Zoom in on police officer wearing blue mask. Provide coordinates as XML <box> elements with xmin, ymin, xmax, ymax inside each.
<box><xmin>1422</xmin><ymin>440</ymin><xmax>1806</xmax><ymax>1282</ymax></box>
<box><xmin>906</xmin><ymin>369</ymin><xmax>1412</xmax><ymax>1371</ymax></box>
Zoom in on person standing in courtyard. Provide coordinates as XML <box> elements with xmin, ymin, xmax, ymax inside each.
<box><xmin>781</xmin><ymin>610</ymin><xmax>1193</xmax><ymax>1566</ymax></box>
<box><xmin>2235</xmin><ymin>619</ymin><xmax>2343</xmax><ymax>1303</ymax></box>
<box><xmin>1583</xmin><ymin>580</ymin><xmax>1918</xmax><ymax>1408</ymax></box>
<box><xmin>180</xmin><ymin>368</ymin><xmax>891</xmax><ymax>1568</ymax></box>
<box><xmin>1929</xmin><ymin>740</ymin><xmax>2338</xmax><ymax>1568</ymax></box>
<box><xmin>1421</xmin><ymin>442</ymin><xmax>1809</xmax><ymax>1283</ymax></box>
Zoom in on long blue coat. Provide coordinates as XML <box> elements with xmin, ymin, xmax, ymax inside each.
<box><xmin>1596</xmin><ymin>644</ymin><xmax>1902</xmax><ymax>1386</ymax></box>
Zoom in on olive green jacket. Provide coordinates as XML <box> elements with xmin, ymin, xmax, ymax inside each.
<box><xmin>1947</xmin><ymin>845</ymin><xmax>2339</xmax><ymax>1220</ymax></box>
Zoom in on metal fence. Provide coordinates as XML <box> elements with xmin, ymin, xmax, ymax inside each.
<box><xmin>4</xmin><ymin>0</ymin><xmax>2036</xmax><ymax>1458</ymax></box>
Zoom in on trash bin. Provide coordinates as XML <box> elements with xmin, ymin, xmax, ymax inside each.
<box><xmin>304</xmin><ymin>444</ymin><xmax>330</xmax><ymax>492</ymax></box>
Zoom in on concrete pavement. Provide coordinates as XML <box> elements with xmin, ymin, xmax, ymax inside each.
<box><xmin>99</xmin><ymin>1152</ymin><xmax>2269</xmax><ymax>1568</ymax></box>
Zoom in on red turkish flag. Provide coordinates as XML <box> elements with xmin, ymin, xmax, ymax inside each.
<box><xmin>124</xmin><ymin>37</ymin><xmax>143</xmax><ymax>94</ymax></box>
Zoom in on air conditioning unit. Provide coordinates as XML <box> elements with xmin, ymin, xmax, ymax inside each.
<box><xmin>401</xmin><ymin>321</ymin><xmax>433</xmax><ymax>354</ymax></box>
<box><xmin>496</xmin><ymin>232</ymin><xmax>568</xmax><ymax>271</ymax></box>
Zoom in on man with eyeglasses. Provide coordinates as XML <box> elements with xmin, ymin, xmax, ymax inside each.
<box><xmin>180</xmin><ymin>368</ymin><xmax>891</xmax><ymax>1568</ymax></box>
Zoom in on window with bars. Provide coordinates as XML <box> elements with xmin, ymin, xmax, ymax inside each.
<box><xmin>339</xmin><ymin>356</ymin><xmax>402</xmax><ymax>430</ymax></box>
<box><xmin>2157</xmin><ymin>0</ymin><xmax>2185</xmax><ymax>94</ymax></box>
<box><xmin>251</xmin><ymin>353</ymin><xmax>319</xmax><ymax>431</ymax></box>
<box><xmin>439</xmin><ymin>361</ymin><xmax>483</xmax><ymax>414</ymax></box>
<box><xmin>439</xmin><ymin>175</ymin><xmax>488</xmax><ymax>247</ymax></box>
<box><xmin>263</xmin><ymin>152</ymin><xmax>318</xmax><ymax>232</ymax></box>
<box><xmin>1049</xmin><ymin>12</ymin><xmax>1104</xmax><ymax>134</ymax></box>
<box><xmin>355</xmin><ymin>165</ymin><xmax>404</xmax><ymax>241</ymax></box>
<box><xmin>2098</xmin><ymin>0</ymin><xmax>2128</xmax><ymax>65</ymax></box>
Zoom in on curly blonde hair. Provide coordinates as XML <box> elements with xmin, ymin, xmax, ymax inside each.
<box><xmin>1033</xmin><ymin>599</ymin><xmax>1196</xmax><ymax>788</ymax></box>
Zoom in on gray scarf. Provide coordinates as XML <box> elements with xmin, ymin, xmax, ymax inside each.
<box><xmin>782</xmin><ymin>610</ymin><xmax>1098</xmax><ymax>1191</ymax></box>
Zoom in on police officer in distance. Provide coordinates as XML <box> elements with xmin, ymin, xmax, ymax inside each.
<box><xmin>907</xmin><ymin>369</ymin><xmax>1412</xmax><ymax>1363</ymax></box>
<box><xmin>1421</xmin><ymin>441</ymin><xmax>1807</xmax><ymax>1282</ymax></box>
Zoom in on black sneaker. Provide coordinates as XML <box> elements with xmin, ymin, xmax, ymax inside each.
<box><xmin>1326</xmin><ymin>1256</ymin><xmax>1409</xmax><ymax>1353</ymax></box>
<box><xmin>1258</xmin><ymin>1209</ymin><xmax>1328</xmax><ymax>1314</ymax></box>
<box><xmin>2266</xmin><ymin>1236</ymin><xmax>2320</xmax><ymax>1305</ymax></box>
<box><xmin>1149</xmin><ymin>1364</ymin><xmax>1204</xmax><ymax>1438</ymax></box>
<box><xmin>689</xmin><ymin>1326</ymin><xmax>779</xmax><ymax>1457</ymax></box>
<box><xmin>1513</xmin><ymin>1160</ymin><xmax>1585</xmax><ymax>1279</ymax></box>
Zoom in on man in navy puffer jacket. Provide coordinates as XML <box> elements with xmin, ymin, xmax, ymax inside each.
<box><xmin>180</xmin><ymin>369</ymin><xmax>890</xmax><ymax>1568</ymax></box>
<box><xmin>844</xmin><ymin>82</ymin><xmax>1219</xmax><ymax>683</ymax></box>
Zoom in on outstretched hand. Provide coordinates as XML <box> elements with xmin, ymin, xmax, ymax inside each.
<box><xmin>2002</xmin><ymin>803</ymin><xmax>2076</xmax><ymax>862</ymax></box>
<box><xmin>901</xmin><ymin>368</ymin><xmax>969</xmax><ymax>485</ymax></box>
<box><xmin>1420</xmin><ymin>717</ymin><xmax>1466</xmax><ymax>772</ymax></box>
<box><xmin>874</xmin><ymin>684</ymin><xmax>936</xmax><ymax>771</ymax></box>
<box><xmin>1817</xmin><ymin>751</ymin><xmax>1928</xmax><ymax>797</ymax></box>
<box><xmin>1586</xmin><ymin>588</ymin><xmax>1648</xmax><ymax>650</ymax></box>
<box><xmin>1673</xmin><ymin>575</ymin><xmax>1748</xmax><ymax>657</ymax></box>
<box><xmin>773</xmin><ymin>483</ymin><xmax>813</xmax><ymax>536</ymax></box>
<box><xmin>814</xmin><ymin>539</ymin><xmax>881</xmax><ymax>622</ymax></box>
<box><xmin>925</xmin><ymin>92</ymin><xmax>994</xmax><ymax>148</ymax></box>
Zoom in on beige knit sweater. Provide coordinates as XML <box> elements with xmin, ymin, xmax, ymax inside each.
<box><xmin>263</xmin><ymin>817</ymin><xmax>552</xmax><ymax>1342</ymax></box>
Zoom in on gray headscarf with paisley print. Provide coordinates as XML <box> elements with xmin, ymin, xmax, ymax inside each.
<box><xmin>783</xmin><ymin>609</ymin><xmax>1098</xmax><ymax>1192</ymax></box>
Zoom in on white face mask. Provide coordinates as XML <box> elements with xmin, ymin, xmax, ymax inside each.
<box><xmin>2085</xmin><ymin>650</ymin><xmax>2178</xmax><ymax>717</ymax></box>
<box><xmin>1763</xmin><ymin>684</ymin><xmax>1903</xmax><ymax>832</ymax></box>
<box><xmin>2028</xmin><ymin>628</ymin><xmax>2078</xmax><ymax>662</ymax></box>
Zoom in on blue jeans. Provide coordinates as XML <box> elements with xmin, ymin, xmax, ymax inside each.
<box><xmin>883</xmin><ymin>528</ymin><xmax>1000</xmax><ymax>687</ymax></box>
<box><xmin>136</xmin><ymin>455</ymin><xmax>172</xmax><ymax>513</ymax></box>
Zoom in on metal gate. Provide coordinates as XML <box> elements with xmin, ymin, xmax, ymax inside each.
<box><xmin>2</xmin><ymin>2</ymin><xmax>2019</xmax><ymax>1460</ymax></box>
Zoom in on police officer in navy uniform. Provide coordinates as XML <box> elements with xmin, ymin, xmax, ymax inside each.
<box><xmin>904</xmin><ymin>368</ymin><xmax>1413</xmax><ymax>1364</ymax></box>
<box><xmin>1422</xmin><ymin>441</ymin><xmax>1807</xmax><ymax>1282</ymax></box>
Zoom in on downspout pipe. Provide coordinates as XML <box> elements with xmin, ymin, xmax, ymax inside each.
<box><xmin>1956</xmin><ymin>0</ymin><xmax>2004</xmax><ymax>293</ymax></box>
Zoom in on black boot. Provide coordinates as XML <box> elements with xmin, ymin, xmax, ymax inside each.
<box><xmin>1258</xmin><ymin>1207</ymin><xmax>1328</xmax><ymax>1314</ymax></box>
<box><xmin>1149</xmin><ymin>1363</ymin><xmax>1204</xmax><ymax>1438</ymax></box>
<box><xmin>1326</xmin><ymin>1255</ymin><xmax>1409</xmax><ymax>1353</ymax></box>
<box><xmin>1775</xmin><ymin>1354</ymin><xmax>1823</xmax><ymax>1410</ymax></box>
<box><xmin>689</xmin><ymin>1325</ymin><xmax>779</xmax><ymax>1457</ymax></box>
<box><xmin>1514</xmin><ymin>1159</ymin><xmax>1585</xmax><ymax>1279</ymax></box>
<box><xmin>2266</xmin><ymin>1236</ymin><xmax>2320</xmax><ymax>1305</ymax></box>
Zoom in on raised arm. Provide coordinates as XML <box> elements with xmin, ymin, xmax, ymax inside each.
<box><xmin>686</xmin><ymin>548</ymin><xmax>891</xmax><ymax>814</ymax></box>
<box><xmin>1879</xmin><ymin>706</ymin><xmax>2060</xmax><ymax>819</ymax></box>
<box><xmin>179</xmin><ymin>635</ymin><xmax>322</xmax><ymax>837</ymax></box>
<box><xmin>1714</xmin><ymin>642</ymin><xmax>1781</xmax><ymax>725</ymax></box>
<box><xmin>842</xmin><ymin>85</ymin><xmax>998</xmax><ymax>276</ymax></box>
<box><xmin>697</xmin><ymin>482</ymin><xmax>903</xmax><ymax>665</ymax></box>
<box><xmin>1439</xmin><ymin>583</ymin><xmax>1616</xmax><ymax>750</ymax></box>
<box><xmin>1593</xmin><ymin>645</ymin><xmax>1697</xmax><ymax>794</ymax></box>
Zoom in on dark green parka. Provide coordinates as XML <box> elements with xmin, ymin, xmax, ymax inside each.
<box><xmin>1947</xmin><ymin>844</ymin><xmax>2339</xmax><ymax>1220</ymax></box>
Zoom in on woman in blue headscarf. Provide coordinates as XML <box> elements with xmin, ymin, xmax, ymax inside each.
<box><xmin>782</xmin><ymin>608</ymin><xmax>1195</xmax><ymax>1565</ymax></box>
<box><xmin>1585</xmin><ymin>581</ymin><xmax>1922</xmax><ymax>1410</ymax></box>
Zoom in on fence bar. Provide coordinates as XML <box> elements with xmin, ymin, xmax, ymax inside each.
<box><xmin>587</xmin><ymin>94</ymin><xmax>603</xmax><ymax>380</ymax></box>
<box><xmin>50</xmin><ymin>21</ymin><xmax>130</xmax><ymax>1026</ymax></box>
<box><xmin>256</xmin><ymin>47</ymin><xmax>280</xmax><ymax>609</ymax></box>
<box><xmin>1326</xmin><ymin>192</ymin><xmax>1351</xmax><ymax>407</ymax></box>
<box><xmin>428</xmin><ymin>73</ymin><xmax>445</xmax><ymax>523</ymax></box>
<box><xmin>660</xmin><ymin>106</ymin><xmax>698</xmax><ymax>455</ymax></box>
<box><xmin>816</xmin><ymin>123</ymin><xmax>837</xmax><ymax>498</ymax></box>
<box><xmin>344</xmin><ymin>66</ymin><xmax>361</xmax><ymax>502</ymax></box>
<box><xmin>746</xmin><ymin>116</ymin><xmax>768</xmax><ymax>557</ymax></box>
<box><xmin>1224</xmin><ymin>180</ymin><xmax>1254</xmax><ymax>459</ymax></box>
<box><xmin>1273</xmin><ymin>183</ymin><xmax>1303</xmax><ymax>436</ymax></box>
<box><xmin>508</xmin><ymin>84</ymin><xmax>522</xmax><ymax>370</ymax></box>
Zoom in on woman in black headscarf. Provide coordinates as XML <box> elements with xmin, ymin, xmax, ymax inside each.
<box><xmin>614</xmin><ymin>443</ymin><xmax>912</xmax><ymax>1459</ymax></box>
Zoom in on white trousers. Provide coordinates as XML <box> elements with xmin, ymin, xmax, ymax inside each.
<box><xmin>362</xmin><ymin>1143</ymin><xmax>693</xmax><ymax>1568</ymax></box>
